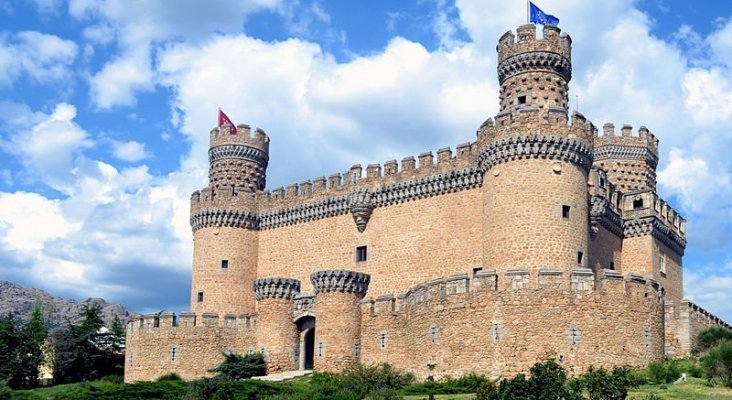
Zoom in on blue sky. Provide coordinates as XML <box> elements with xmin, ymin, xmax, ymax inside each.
<box><xmin>0</xmin><ymin>0</ymin><xmax>731</xmax><ymax>322</ymax></box>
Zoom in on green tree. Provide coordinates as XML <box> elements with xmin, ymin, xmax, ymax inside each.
<box><xmin>52</xmin><ymin>303</ymin><xmax>124</xmax><ymax>384</ymax></box>
<box><xmin>15</xmin><ymin>301</ymin><xmax>49</xmax><ymax>388</ymax></box>
<box><xmin>0</xmin><ymin>314</ymin><xmax>20</xmax><ymax>387</ymax></box>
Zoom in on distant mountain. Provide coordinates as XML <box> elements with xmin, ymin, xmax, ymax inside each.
<box><xmin>0</xmin><ymin>280</ymin><xmax>137</xmax><ymax>329</ymax></box>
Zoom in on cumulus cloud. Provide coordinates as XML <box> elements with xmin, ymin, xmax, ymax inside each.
<box><xmin>111</xmin><ymin>140</ymin><xmax>150</xmax><ymax>162</ymax></box>
<box><xmin>70</xmin><ymin>0</ymin><xmax>283</xmax><ymax>109</ymax></box>
<box><xmin>11</xmin><ymin>103</ymin><xmax>92</xmax><ymax>193</ymax></box>
<box><xmin>0</xmin><ymin>31</ymin><xmax>77</xmax><ymax>87</ymax></box>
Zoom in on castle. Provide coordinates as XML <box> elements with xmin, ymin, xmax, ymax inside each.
<box><xmin>124</xmin><ymin>24</ymin><xmax>731</xmax><ymax>383</ymax></box>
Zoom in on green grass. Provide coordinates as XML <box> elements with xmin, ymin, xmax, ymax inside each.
<box><xmin>628</xmin><ymin>377</ymin><xmax>732</xmax><ymax>399</ymax></box>
<box><xmin>403</xmin><ymin>395</ymin><xmax>475</xmax><ymax>400</ymax></box>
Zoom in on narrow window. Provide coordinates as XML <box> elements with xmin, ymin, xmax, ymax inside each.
<box><xmin>577</xmin><ymin>251</ymin><xmax>584</xmax><ymax>265</ymax></box>
<box><xmin>171</xmin><ymin>345</ymin><xmax>178</xmax><ymax>362</ymax></box>
<box><xmin>659</xmin><ymin>252</ymin><xmax>666</xmax><ymax>274</ymax></box>
<box><xmin>356</xmin><ymin>246</ymin><xmax>368</xmax><ymax>262</ymax></box>
<box><xmin>379</xmin><ymin>331</ymin><xmax>388</xmax><ymax>349</ymax></box>
<box><xmin>197</xmin><ymin>292</ymin><xmax>204</xmax><ymax>303</ymax></box>
<box><xmin>562</xmin><ymin>205</ymin><xmax>571</xmax><ymax>219</ymax></box>
<box><xmin>633</xmin><ymin>198</ymin><xmax>644</xmax><ymax>210</ymax></box>
<box><xmin>221</xmin><ymin>259</ymin><xmax>228</xmax><ymax>269</ymax></box>
<box><xmin>599</xmin><ymin>177</ymin><xmax>606</xmax><ymax>187</ymax></box>
<box><xmin>609</xmin><ymin>261</ymin><xmax>615</xmax><ymax>270</ymax></box>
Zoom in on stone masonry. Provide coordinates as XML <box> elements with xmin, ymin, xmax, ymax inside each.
<box><xmin>124</xmin><ymin>24</ymin><xmax>731</xmax><ymax>383</ymax></box>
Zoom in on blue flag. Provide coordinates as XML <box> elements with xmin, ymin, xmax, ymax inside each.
<box><xmin>530</xmin><ymin>2</ymin><xmax>559</xmax><ymax>26</ymax></box>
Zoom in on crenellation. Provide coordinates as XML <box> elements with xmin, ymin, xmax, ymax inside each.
<box><xmin>401</xmin><ymin>156</ymin><xmax>416</xmax><ymax>172</ymax></box>
<box><xmin>437</xmin><ymin>147</ymin><xmax>452</xmax><ymax>164</ymax></box>
<box><xmin>418</xmin><ymin>152</ymin><xmax>434</xmax><ymax>168</ymax></box>
<box><xmin>300</xmin><ymin>180</ymin><xmax>313</xmax><ymax>196</ymax></box>
<box><xmin>594</xmin><ymin>122</ymin><xmax>659</xmax><ymax>156</ymax></box>
<box><xmin>384</xmin><ymin>160</ymin><xmax>398</xmax><ymax>175</ymax></box>
<box><xmin>621</xmin><ymin>190</ymin><xmax>686</xmax><ymax>241</ymax></box>
<box><xmin>366</xmin><ymin>164</ymin><xmax>381</xmax><ymax>179</ymax></box>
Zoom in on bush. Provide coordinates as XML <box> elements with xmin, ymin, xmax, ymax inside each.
<box><xmin>702</xmin><ymin>340</ymin><xmax>732</xmax><ymax>387</ymax></box>
<box><xmin>400</xmin><ymin>372</ymin><xmax>489</xmax><ymax>395</ymax></box>
<box><xmin>583</xmin><ymin>366</ymin><xmax>632</xmax><ymax>400</ymax></box>
<box><xmin>156</xmin><ymin>373</ymin><xmax>184</xmax><ymax>382</ymax></box>
<box><xmin>0</xmin><ymin>380</ymin><xmax>11</xmax><ymax>400</ymax></box>
<box><xmin>646</xmin><ymin>360</ymin><xmax>681</xmax><ymax>384</ymax></box>
<box><xmin>209</xmin><ymin>352</ymin><xmax>266</xmax><ymax>380</ymax></box>
<box><xmin>475</xmin><ymin>379</ymin><xmax>497</xmax><ymax>400</ymax></box>
<box><xmin>696</xmin><ymin>327</ymin><xmax>732</xmax><ymax>353</ymax></box>
<box><xmin>100</xmin><ymin>374</ymin><xmax>124</xmax><ymax>384</ymax></box>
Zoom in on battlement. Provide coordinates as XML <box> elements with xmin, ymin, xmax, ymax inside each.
<box><xmin>594</xmin><ymin>123</ymin><xmax>659</xmax><ymax>157</ymax></box>
<box><xmin>621</xmin><ymin>190</ymin><xmax>686</xmax><ymax>239</ymax></box>
<box><xmin>682</xmin><ymin>300</ymin><xmax>732</xmax><ymax>331</ymax></box>
<box><xmin>126</xmin><ymin>311</ymin><xmax>258</xmax><ymax>333</ymax></box>
<box><xmin>479</xmin><ymin>110</ymin><xmax>596</xmax><ymax>143</ymax></box>
<box><xmin>209</xmin><ymin>124</ymin><xmax>270</xmax><ymax>153</ymax></box>
<box><xmin>589</xmin><ymin>167</ymin><xmax>621</xmax><ymax>208</ymax></box>
<box><xmin>497</xmin><ymin>24</ymin><xmax>571</xmax><ymax>65</ymax></box>
<box><xmin>361</xmin><ymin>269</ymin><xmax>663</xmax><ymax>317</ymax></box>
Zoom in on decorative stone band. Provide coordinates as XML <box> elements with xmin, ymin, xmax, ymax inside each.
<box><xmin>593</xmin><ymin>144</ymin><xmax>658</xmax><ymax>170</ymax></box>
<box><xmin>477</xmin><ymin>135</ymin><xmax>593</xmax><ymax>173</ymax></box>
<box><xmin>311</xmin><ymin>270</ymin><xmax>371</xmax><ymax>297</ymax></box>
<box><xmin>624</xmin><ymin>216</ymin><xmax>686</xmax><ymax>256</ymax></box>
<box><xmin>590</xmin><ymin>196</ymin><xmax>623</xmax><ymax>238</ymax></box>
<box><xmin>497</xmin><ymin>51</ymin><xmax>572</xmax><ymax>84</ymax></box>
<box><xmin>190</xmin><ymin>208</ymin><xmax>258</xmax><ymax>232</ymax></box>
<box><xmin>372</xmin><ymin>168</ymin><xmax>482</xmax><ymax>207</ymax></box>
<box><xmin>259</xmin><ymin>196</ymin><xmax>349</xmax><ymax>230</ymax></box>
<box><xmin>209</xmin><ymin>144</ymin><xmax>269</xmax><ymax>167</ymax></box>
<box><xmin>194</xmin><ymin>167</ymin><xmax>484</xmax><ymax>232</ymax></box>
<box><xmin>252</xmin><ymin>277</ymin><xmax>301</xmax><ymax>301</ymax></box>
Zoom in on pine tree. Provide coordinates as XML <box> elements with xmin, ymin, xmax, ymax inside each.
<box><xmin>16</xmin><ymin>301</ymin><xmax>49</xmax><ymax>388</ymax></box>
<box><xmin>0</xmin><ymin>314</ymin><xmax>20</xmax><ymax>387</ymax></box>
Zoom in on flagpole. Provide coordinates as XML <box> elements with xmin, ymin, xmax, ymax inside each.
<box><xmin>527</xmin><ymin>0</ymin><xmax>529</xmax><ymax>24</ymax></box>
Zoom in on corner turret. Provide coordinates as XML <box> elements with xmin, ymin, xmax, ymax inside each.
<box><xmin>593</xmin><ymin>123</ymin><xmax>659</xmax><ymax>192</ymax></box>
<box><xmin>208</xmin><ymin>123</ymin><xmax>270</xmax><ymax>191</ymax></box>
<box><xmin>496</xmin><ymin>24</ymin><xmax>572</xmax><ymax>118</ymax></box>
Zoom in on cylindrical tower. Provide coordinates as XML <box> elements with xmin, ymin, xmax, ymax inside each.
<box><xmin>209</xmin><ymin>124</ymin><xmax>269</xmax><ymax>191</ymax></box>
<box><xmin>311</xmin><ymin>270</ymin><xmax>370</xmax><ymax>372</ymax></box>
<box><xmin>253</xmin><ymin>277</ymin><xmax>301</xmax><ymax>372</ymax></box>
<box><xmin>479</xmin><ymin>24</ymin><xmax>594</xmax><ymax>286</ymax></box>
<box><xmin>188</xmin><ymin>122</ymin><xmax>270</xmax><ymax>315</ymax></box>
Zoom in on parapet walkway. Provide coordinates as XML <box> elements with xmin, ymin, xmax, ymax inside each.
<box><xmin>252</xmin><ymin>370</ymin><xmax>313</xmax><ymax>382</ymax></box>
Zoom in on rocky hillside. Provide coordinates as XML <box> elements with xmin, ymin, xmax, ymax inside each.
<box><xmin>0</xmin><ymin>280</ymin><xmax>136</xmax><ymax>329</ymax></box>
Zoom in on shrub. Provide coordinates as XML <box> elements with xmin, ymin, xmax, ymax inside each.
<box><xmin>156</xmin><ymin>373</ymin><xmax>184</xmax><ymax>382</ymax></box>
<box><xmin>475</xmin><ymin>379</ymin><xmax>497</xmax><ymax>400</ymax></box>
<box><xmin>209</xmin><ymin>352</ymin><xmax>266</xmax><ymax>380</ymax></box>
<box><xmin>100</xmin><ymin>374</ymin><xmax>124</xmax><ymax>384</ymax></box>
<box><xmin>702</xmin><ymin>340</ymin><xmax>732</xmax><ymax>387</ymax></box>
<box><xmin>647</xmin><ymin>360</ymin><xmax>681</xmax><ymax>384</ymax></box>
<box><xmin>400</xmin><ymin>372</ymin><xmax>489</xmax><ymax>395</ymax></box>
<box><xmin>696</xmin><ymin>327</ymin><xmax>732</xmax><ymax>353</ymax></box>
<box><xmin>0</xmin><ymin>380</ymin><xmax>11</xmax><ymax>400</ymax></box>
<box><xmin>583</xmin><ymin>366</ymin><xmax>632</xmax><ymax>400</ymax></box>
<box><xmin>491</xmin><ymin>373</ymin><xmax>532</xmax><ymax>400</ymax></box>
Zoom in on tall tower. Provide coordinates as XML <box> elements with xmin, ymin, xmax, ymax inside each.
<box><xmin>479</xmin><ymin>24</ymin><xmax>595</xmax><ymax>285</ymax></box>
<box><xmin>188</xmin><ymin>123</ymin><xmax>270</xmax><ymax>315</ymax></box>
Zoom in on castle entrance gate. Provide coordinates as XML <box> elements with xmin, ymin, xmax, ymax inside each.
<box><xmin>296</xmin><ymin>316</ymin><xmax>315</xmax><ymax>370</ymax></box>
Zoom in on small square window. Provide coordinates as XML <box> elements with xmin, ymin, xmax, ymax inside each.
<box><xmin>577</xmin><ymin>251</ymin><xmax>584</xmax><ymax>265</ymax></box>
<box><xmin>562</xmin><ymin>205</ymin><xmax>571</xmax><ymax>219</ymax></box>
<box><xmin>356</xmin><ymin>246</ymin><xmax>368</xmax><ymax>262</ymax></box>
<box><xmin>472</xmin><ymin>267</ymin><xmax>483</xmax><ymax>276</ymax></box>
<box><xmin>633</xmin><ymin>198</ymin><xmax>644</xmax><ymax>210</ymax></box>
<box><xmin>197</xmin><ymin>292</ymin><xmax>204</xmax><ymax>303</ymax></box>
<box><xmin>221</xmin><ymin>260</ymin><xmax>229</xmax><ymax>269</ymax></box>
<box><xmin>518</xmin><ymin>95</ymin><xmax>527</xmax><ymax>105</ymax></box>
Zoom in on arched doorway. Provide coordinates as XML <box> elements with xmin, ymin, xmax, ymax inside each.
<box><xmin>296</xmin><ymin>316</ymin><xmax>315</xmax><ymax>370</ymax></box>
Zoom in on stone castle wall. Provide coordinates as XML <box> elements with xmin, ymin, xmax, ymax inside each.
<box><xmin>124</xmin><ymin>312</ymin><xmax>256</xmax><ymax>382</ymax></box>
<box><xmin>360</xmin><ymin>270</ymin><xmax>665</xmax><ymax>380</ymax></box>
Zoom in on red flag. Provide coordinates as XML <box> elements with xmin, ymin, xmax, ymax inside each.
<box><xmin>218</xmin><ymin>109</ymin><xmax>237</xmax><ymax>134</ymax></box>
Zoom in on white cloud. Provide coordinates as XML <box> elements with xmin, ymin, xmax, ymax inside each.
<box><xmin>0</xmin><ymin>192</ymin><xmax>76</xmax><ymax>251</ymax></box>
<box><xmin>683</xmin><ymin>67</ymin><xmax>732</xmax><ymax>124</ymax></box>
<box><xmin>684</xmin><ymin>271</ymin><xmax>732</xmax><ymax>322</ymax></box>
<box><xmin>70</xmin><ymin>0</ymin><xmax>283</xmax><ymax>109</ymax></box>
<box><xmin>111</xmin><ymin>140</ymin><xmax>150</xmax><ymax>162</ymax></box>
<box><xmin>0</xmin><ymin>31</ymin><xmax>77</xmax><ymax>86</ymax></box>
<box><xmin>90</xmin><ymin>49</ymin><xmax>153</xmax><ymax>109</ymax></box>
<box><xmin>11</xmin><ymin>103</ymin><xmax>92</xmax><ymax>192</ymax></box>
